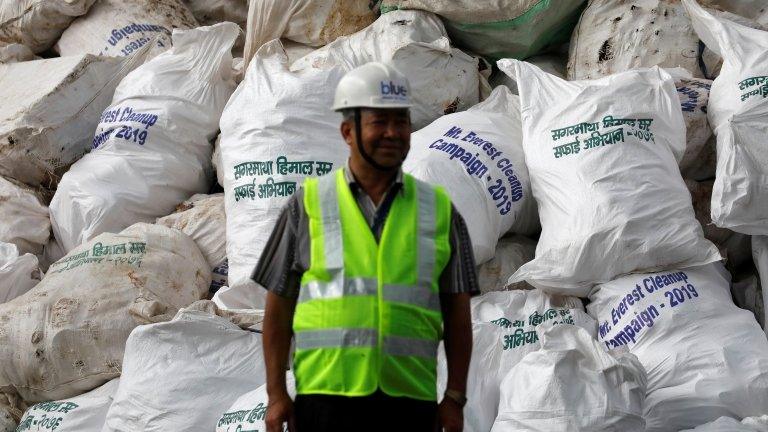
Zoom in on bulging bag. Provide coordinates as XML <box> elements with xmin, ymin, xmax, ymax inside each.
<box><xmin>684</xmin><ymin>0</ymin><xmax>768</xmax><ymax>235</ymax></box>
<box><xmin>492</xmin><ymin>325</ymin><xmax>647</xmax><ymax>432</ymax></box>
<box><xmin>0</xmin><ymin>223</ymin><xmax>210</xmax><ymax>406</ymax></box>
<box><xmin>50</xmin><ymin>24</ymin><xmax>238</xmax><ymax>253</ymax></box>
<box><xmin>438</xmin><ymin>290</ymin><xmax>595</xmax><ymax>432</ymax></box>
<box><xmin>103</xmin><ymin>309</ymin><xmax>265</xmax><ymax>432</ymax></box>
<box><xmin>16</xmin><ymin>379</ymin><xmax>119</xmax><ymax>432</ymax></box>
<box><xmin>500</xmin><ymin>60</ymin><xmax>720</xmax><ymax>296</ymax></box>
<box><xmin>403</xmin><ymin>86</ymin><xmax>537</xmax><ymax>263</ymax></box>
<box><xmin>588</xmin><ymin>263</ymin><xmax>768</xmax><ymax>431</ymax></box>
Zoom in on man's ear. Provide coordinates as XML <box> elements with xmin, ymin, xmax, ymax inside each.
<box><xmin>340</xmin><ymin>120</ymin><xmax>353</xmax><ymax>146</ymax></box>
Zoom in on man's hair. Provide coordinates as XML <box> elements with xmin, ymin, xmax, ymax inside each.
<box><xmin>341</xmin><ymin>108</ymin><xmax>356</xmax><ymax>123</ymax></box>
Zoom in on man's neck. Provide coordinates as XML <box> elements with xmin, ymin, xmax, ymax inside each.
<box><xmin>348</xmin><ymin>158</ymin><xmax>398</xmax><ymax>206</ymax></box>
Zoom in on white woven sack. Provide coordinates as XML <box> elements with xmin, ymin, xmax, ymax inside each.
<box><xmin>242</xmin><ymin>0</ymin><xmax>376</xmax><ymax>67</ymax></box>
<box><xmin>0</xmin><ymin>0</ymin><xmax>96</xmax><ymax>53</ymax></box>
<box><xmin>500</xmin><ymin>60</ymin><xmax>720</xmax><ymax>296</ymax></box>
<box><xmin>0</xmin><ymin>177</ymin><xmax>49</xmax><ymax>256</ymax></box>
<box><xmin>587</xmin><ymin>262</ymin><xmax>768</xmax><ymax>432</ymax></box>
<box><xmin>156</xmin><ymin>193</ymin><xmax>225</xmax><ymax>270</ymax></box>
<box><xmin>0</xmin><ymin>44</ymin><xmax>39</xmax><ymax>64</ymax></box>
<box><xmin>404</xmin><ymin>86</ymin><xmax>537</xmax><ymax>263</ymax></box>
<box><xmin>437</xmin><ymin>290</ymin><xmax>595</xmax><ymax>432</ymax></box>
<box><xmin>157</xmin><ymin>193</ymin><xmax>227</xmax><ymax>295</ymax></box>
<box><xmin>687</xmin><ymin>179</ymin><xmax>751</xmax><ymax>267</ymax></box>
<box><xmin>219</xmin><ymin>39</ymin><xmax>347</xmax><ymax>296</ymax></box>
<box><xmin>103</xmin><ymin>309</ymin><xmax>265</xmax><ymax>432</ymax></box>
<box><xmin>16</xmin><ymin>379</ymin><xmax>119</xmax><ymax>432</ymax></box>
<box><xmin>215</xmin><ymin>372</ymin><xmax>295</xmax><ymax>432</ymax></box>
<box><xmin>0</xmin><ymin>223</ymin><xmax>210</xmax><ymax>406</ymax></box>
<box><xmin>290</xmin><ymin>10</ymin><xmax>482</xmax><ymax>131</ymax></box>
<box><xmin>222</xmin><ymin>12</ymin><xmax>481</xmax><ymax>293</ymax></box>
<box><xmin>0</xmin><ymin>52</ymin><xmax>148</xmax><ymax>189</ymax></box>
<box><xmin>50</xmin><ymin>24</ymin><xmax>238</xmax><ymax>253</ymax></box>
<box><xmin>477</xmin><ymin>235</ymin><xmax>536</xmax><ymax>293</ymax></box>
<box><xmin>685</xmin><ymin>0</ymin><xmax>768</xmax><ymax>235</ymax></box>
<box><xmin>55</xmin><ymin>0</ymin><xmax>198</xmax><ymax>57</ymax></box>
<box><xmin>682</xmin><ymin>415</ymin><xmax>768</xmax><ymax>432</ymax></box>
<box><xmin>0</xmin><ymin>242</ymin><xmax>41</xmax><ymax>304</ymax></box>
<box><xmin>492</xmin><ymin>325</ymin><xmax>647</xmax><ymax>432</ymax></box>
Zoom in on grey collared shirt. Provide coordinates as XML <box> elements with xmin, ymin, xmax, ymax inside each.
<box><xmin>252</xmin><ymin>167</ymin><xmax>479</xmax><ymax>299</ymax></box>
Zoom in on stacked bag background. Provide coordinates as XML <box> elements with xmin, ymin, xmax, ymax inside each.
<box><xmin>217</xmin><ymin>9</ymin><xmax>486</xmax><ymax>307</ymax></box>
<box><xmin>4</xmin><ymin>0</ymin><xmax>768</xmax><ymax>431</ymax></box>
<box><xmin>49</xmin><ymin>23</ymin><xmax>238</xmax><ymax>253</ymax></box>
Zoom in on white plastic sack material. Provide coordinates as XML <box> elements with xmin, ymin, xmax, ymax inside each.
<box><xmin>687</xmin><ymin>179</ymin><xmax>751</xmax><ymax>267</ymax></box>
<box><xmin>682</xmin><ymin>416</ymin><xmax>768</xmax><ymax>432</ymax></box>
<box><xmin>0</xmin><ymin>44</ymin><xmax>39</xmax><ymax>64</ymax></box>
<box><xmin>103</xmin><ymin>309</ymin><xmax>265</xmax><ymax>432</ymax></box>
<box><xmin>567</xmin><ymin>1</ymin><xmax>764</xmax><ymax>81</ymax></box>
<box><xmin>0</xmin><ymin>242</ymin><xmax>40</xmax><ymax>304</ymax></box>
<box><xmin>500</xmin><ymin>60</ymin><xmax>720</xmax><ymax>296</ymax></box>
<box><xmin>55</xmin><ymin>0</ymin><xmax>198</xmax><ymax>57</ymax></box>
<box><xmin>50</xmin><ymin>24</ymin><xmax>238</xmax><ymax>254</ymax></box>
<box><xmin>492</xmin><ymin>325</ymin><xmax>647</xmax><ymax>432</ymax></box>
<box><xmin>675</xmin><ymin>74</ymin><xmax>717</xmax><ymax>180</ymax></box>
<box><xmin>685</xmin><ymin>0</ymin><xmax>768</xmax><ymax>235</ymax></box>
<box><xmin>0</xmin><ymin>176</ymin><xmax>49</xmax><ymax>256</ymax></box>
<box><xmin>291</xmin><ymin>10</ymin><xmax>482</xmax><ymax>131</ymax></box>
<box><xmin>219</xmin><ymin>39</ymin><xmax>347</xmax><ymax>294</ymax></box>
<box><xmin>381</xmin><ymin>0</ymin><xmax>585</xmax><ymax>61</ymax></box>
<box><xmin>242</xmin><ymin>0</ymin><xmax>376</xmax><ymax>67</ymax></box>
<box><xmin>0</xmin><ymin>223</ymin><xmax>210</xmax><ymax>405</ymax></box>
<box><xmin>156</xmin><ymin>193</ymin><xmax>227</xmax><ymax>295</ymax></box>
<box><xmin>403</xmin><ymin>86</ymin><xmax>537</xmax><ymax>263</ymax></box>
<box><xmin>587</xmin><ymin>263</ymin><xmax>768</xmax><ymax>432</ymax></box>
<box><xmin>215</xmin><ymin>372</ymin><xmax>295</xmax><ymax>432</ymax></box>
<box><xmin>438</xmin><ymin>290</ymin><xmax>595</xmax><ymax>432</ymax></box>
<box><xmin>0</xmin><ymin>53</ymin><xmax>148</xmax><ymax>189</ymax></box>
<box><xmin>184</xmin><ymin>0</ymin><xmax>247</xmax><ymax>27</ymax></box>
<box><xmin>477</xmin><ymin>235</ymin><xmax>537</xmax><ymax>293</ymax></box>
<box><xmin>489</xmin><ymin>53</ymin><xmax>566</xmax><ymax>95</ymax></box>
<box><xmin>156</xmin><ymin>194</ymin><xmax>225</xmax><ymax>270</ymax></box>
<box><xmin>0</xmin><ymin>0</ymin><xmax>96</xmax><ymax>53</ymax></box>
<box><xmin>16</xmin><ymin>379</ymin><xmax>119</xmax><ymax>432</ymax></box>
<box><xmin>707</xmin><ymin>0</ymin><xmax>768</xmax><ymax>23</ymax></box>
<box><xmin>222</xmin><ymin>12</ymin><xmax>482</xmax><ymax>292</ymax></box>
<box><xmin>569</xmin><ymin>0</ymin><xmax>703</xmax><ymax>80</ymax></box>
<box><xmin>184</xmin><ymin>0</ymin><xmax>247</xmax><ymax>56</ymax></box>
<box><xmin>0</xmin><ymin>408</ymin><xmax>13</xmax><ymax>432</ymax></box>
<box><xmin>754</xmin><ymin>236</ymin><xmax>768</xmax><ymax>337</ymax></box>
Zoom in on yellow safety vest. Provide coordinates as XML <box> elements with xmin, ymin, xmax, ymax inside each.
<box><xmin>293</xmin><ymin>169</ymin><xmax>452</xmax><ymax>401</ymax></box>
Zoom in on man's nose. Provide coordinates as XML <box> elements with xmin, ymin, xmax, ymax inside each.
<box><xmin>382</xmin><ymin>121</ymin><xmax>401</xmax><ymax>139</ymax></box>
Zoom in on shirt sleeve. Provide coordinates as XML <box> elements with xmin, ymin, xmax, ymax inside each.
<box><xmin>439</xmin><ymin>205</ymin><xmax>480</xmax><ymax>296</ymax></box>
<box><xmin>251</xmin><ymin>192</ymin><xmax>303</xmax><ymax>300</ymax></box>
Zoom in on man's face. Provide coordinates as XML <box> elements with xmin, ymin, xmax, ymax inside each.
<box><xmin>343</xmin><ymin>108</ymin><xmax>411</xmax><ymax>170</ymax></box>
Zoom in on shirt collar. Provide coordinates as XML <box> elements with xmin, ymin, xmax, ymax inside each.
<box><xmin>343</xmin><ymin>160</ymin><xmax>404</xmax><ymax>190</ymax></box>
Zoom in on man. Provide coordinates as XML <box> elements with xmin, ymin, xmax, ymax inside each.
<box><xmin>256</xmin><ymin>62</ymin><xmax>478</xmax><ymax>432</ymax></box>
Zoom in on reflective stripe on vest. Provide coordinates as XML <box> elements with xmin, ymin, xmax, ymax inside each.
<box><xmin>293</xmin><ymin>169</ymin><xmax>451</xmax><ymax>401</ymax></box>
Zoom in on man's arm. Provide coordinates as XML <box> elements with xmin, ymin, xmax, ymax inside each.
<box><xmin>437</xmin><ymin>206</ymin><xmax>479</xmax><ymax>431</ymax></box>
<box><xmin>253</xmin><ymin>194</ymin><xmax>304</xmax><ymax>432</ymax></box>
<box><xmin>263</xmin><ymin>291</ymin><xmax>296</xmax><ymax>398</ymax></box>
<box><xmin>441</xmin><ymin>292</ymin><xmax>472</xmax><ymax>395</ymax></box>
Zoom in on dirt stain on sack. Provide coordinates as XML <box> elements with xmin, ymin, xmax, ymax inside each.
<box><xmin>127</xmin><ymin>271</ymin><xmax>147</xmax><ymax>289</ymax></box>
<box><xmin>316</xmin><ymin>0</ymin><xmax>376</xmax><ymax>45</ymax></box>
<box><xmin>51</xmin><ymin>298</ymin><xmax>78</xmax><ymax>327</ymax></box>
<box><xmin>598</xmin><ymin>39</ymin><xmax>614</xmax><ymax>62</ymax></box>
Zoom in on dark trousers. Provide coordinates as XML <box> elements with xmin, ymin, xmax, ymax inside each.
<box><xmin>294</xmin><ymin>390</ymin><xmax>438</xmax><ymax>431</ymax></box>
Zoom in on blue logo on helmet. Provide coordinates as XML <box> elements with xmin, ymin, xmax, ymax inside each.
<box><xmin>380</xmin><ymin>81</ymin><xmax>408</xmax><ymax>98</ymax></box>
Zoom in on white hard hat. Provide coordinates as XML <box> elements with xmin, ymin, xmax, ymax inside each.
<box><xmin>332</xmin><ymin>62</ymin><xmax>413</xmax><ymax>111</ymax></box>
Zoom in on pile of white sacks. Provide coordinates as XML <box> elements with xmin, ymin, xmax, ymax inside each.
<box><xmin>2</xmin><ymin>0</ymin><xmax>768</xmax><ymax>431</ymax></box>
